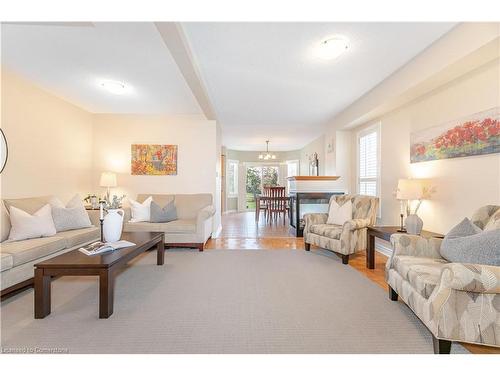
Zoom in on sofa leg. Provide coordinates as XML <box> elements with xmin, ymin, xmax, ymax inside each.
<box><xmin>342</xmin><ymin>254</ymin><xmax>349</xmax><ymax>264</ymax></box>
<box><xmin>198</xmin><ymin>244</ymin><xmax>204</xmax><ymax>252</ymax></box>
<box><xmin>305</xmin><ymin>242</ymin><xmax>311</xmax><ymax>251</ymax></box>
<box><xmin>388</xmin><ymin>286</ymin><xmax>398</xmax><ymax>301</ymax></box>
<box><xmin>432</xmin><ymin>336</ymin><xmax>451</xmax><ymax>354</ymax></box>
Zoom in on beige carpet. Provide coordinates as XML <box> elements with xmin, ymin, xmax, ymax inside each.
<box><xmin>1</xmin><ymin>249</ymin><xmax>468</xmax><ymax>354</ymax></box>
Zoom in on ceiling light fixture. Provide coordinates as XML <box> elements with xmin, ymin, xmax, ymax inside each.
<box><xmin>258</xmin><ymin>140</ymin><xmax>277</xmax><ymax>160</ymax></box>
<box><xmin>315</xmin><ymin>35</ymin><xmax>350</xmax><ymax>60</ymax></box>
<box><xmin>99</xmin><ymin>80</ymin><xmax>130</xmax><ymax>95</ymax></box>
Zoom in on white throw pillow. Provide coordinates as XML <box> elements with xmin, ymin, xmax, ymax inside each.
<box><xmin>128</xmin><ymin>196</ymin><xmax>153</xmax><ymax>222</ymax></box>
<box><xmin>326</xmin><ymin>200</ymin><xmax>352</xmax><ymax>226</ymax></box>
<box><xmin>49</xmin><ymin>194</ymin><xmax>92</xmax><ymax>232</ymax></box>
<box><xmin>8</xmin><ymin>204</ymin><xmax>57</xmax><ymax>241</ymax></box>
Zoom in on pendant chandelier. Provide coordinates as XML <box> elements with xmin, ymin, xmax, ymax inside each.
<box><xmin>258</xmin><ymin>140</ymin><xmax>276</xmax><ymax>160</ymax></box>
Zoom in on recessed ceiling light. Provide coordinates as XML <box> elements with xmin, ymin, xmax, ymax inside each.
<box><xmin>99</xmin><ymin>80</ymin><xmax>131</xmax><ymax>95</ymax></box>
<box><xmin>315</xmin><ymin>36</ymin><xmax>350</xmax><ymax>60</ymax></box>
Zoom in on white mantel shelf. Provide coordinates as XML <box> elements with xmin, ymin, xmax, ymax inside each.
<box><xmin>287</xmin><ymin>176</ymin><xmax>344</xmax><ymax>193</ymax></box>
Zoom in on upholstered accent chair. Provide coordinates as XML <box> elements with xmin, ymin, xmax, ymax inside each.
<box><xmin>386</xmin><ymin>205</ymin><xmax>500</xmax><ymax>354</ymax></box>
<box><xmin>303</xmin><ymin>195</ymin><xmax>379</xmax><ymax>264</ymax></box>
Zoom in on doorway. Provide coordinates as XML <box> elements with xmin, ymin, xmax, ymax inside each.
<box><xmin>245</xmin><ymin>165</ymin><xmax>279</xmax><ymax>209</ymax></box>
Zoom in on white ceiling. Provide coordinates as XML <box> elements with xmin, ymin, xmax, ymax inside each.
<box><xmin>182</xmin><ymin>22</ymin><xmax>456</xmax><ymax>150</ymax></box>
<box><xmin>1</xmin><ymin>22</ymin><xmax>202</xmax><ymax>114</ymax></box>
<box><xmin>1</xmin><ymin>22</ymin><xmax>457</xmax><ymax>151</ymax></box>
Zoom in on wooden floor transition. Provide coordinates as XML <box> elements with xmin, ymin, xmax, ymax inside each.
<box><xmin>206</xmin><ymin>211</ymin><xmax>499</xmax><ymax>354</ymax></box>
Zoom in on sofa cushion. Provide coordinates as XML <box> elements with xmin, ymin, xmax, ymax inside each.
<box><xmin>123</xmin><ymin>222</ymin><xmax>164</xmax><ymax>232</ymax></box>
<box><xmin>1</xmin><ymin>201</ymin><xmax>11</xmax><ymax>242</ymax></box>
<box><xmin>8</xmin><ymin>204</ymin><xmax>57</xmax><ymax>241</ymax></box>
<box><xmin>441</xmin><ymin>229</ymin><xmax>500</xmax><ymax>266</ymax></box>
<box><xmin>309</xmin><ymin>224</ymin><xmax>343</xmax><ymax>239</ymax></box>
<box><xmin>0</xmin><ymin>237</ymin><xmax>66</xmax><ymax>267</ymax></box>
<box><xmin>159</xmin><ymin>219</ymin><xmax>196</xmax><ymax>234</ymax></box>
<box><xmin>54</xmin><ymin>227</ymin><xmax>100</xmax><ymax>248</ymax></box>
<box><xmin>1</xmin><ymin>252</ymin><xmax>13</xmax><ymax>271</ymax></box>
<box><xmin>174</xmin><ymin>194</ymin><xmax>212</xmax><ymax>220</ymax></box>
<box><xmin>150</xmin><ymin>201</ymin><xmax>177</xmax><ymax>223</ymax></box>
<box><xmin>49</xmin><ymin>195</ymin><xmax>92</xmax><ymax>232</ymax></box>
<box><xmin>3</xmin><ymin>196</ymin><xmax>54</xmax><ymax>214</ymax></box>
<box><xmin>393</xmin><ymin>255</ymin><xmax>448</xmax><ymax>299</ymax></box>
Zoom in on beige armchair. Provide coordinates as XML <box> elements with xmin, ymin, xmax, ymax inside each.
<box><xmin>303</xmin><ymin>195</ymin><xmax>379</xmax><ymax>264</ymax></box>
<box><xmin>386</xmin><ymin>205</ymin><xmax>500</xmax><ymax>353</ymax></box>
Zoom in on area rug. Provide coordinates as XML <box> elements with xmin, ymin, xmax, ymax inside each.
<box><xmin>0</xmin><ymin>249</ymin><xmax>468</xmax><ymax>353</ymax></box>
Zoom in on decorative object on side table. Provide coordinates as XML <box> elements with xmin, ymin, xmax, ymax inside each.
<box><xmin>101</xmin><ymin>195</ymin><xmax>126</xmax><ymax>243</ymax></box>
<box><xmin>99</xmin><ymin>171</ymin><xmax>117</xmax><ymax>204</ymax></box>
<box><xmin>84</xmin><ymin>194</ymin><xmax>99</xmax><ymax>209</ymax></box>
<box><xmin>396</xmin><ymin>178</ymin><xmax>435</xmax><ymax>235</ymax></box>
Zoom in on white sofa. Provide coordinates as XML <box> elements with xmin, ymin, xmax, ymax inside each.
<box><xmin>121</xmin><ymin>194</ymin><xmax>215</xmax><ymax>252</ymax></box>
<box><xmin>1</xmin><ymin>196</ymin><xmax>99</xmax><ymax>296</ymax></box>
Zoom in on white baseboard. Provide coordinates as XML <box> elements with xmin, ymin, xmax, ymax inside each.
<box><xmin>375</xmin><ymin>238</ymin><xmax>393</xmax><ymax>257</ymax></box>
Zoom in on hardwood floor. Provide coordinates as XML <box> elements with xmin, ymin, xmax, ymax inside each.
<box><xmin>206</xmin><ymin>211</ymin><xmax>499</xmax><ymax>354</ymax></box>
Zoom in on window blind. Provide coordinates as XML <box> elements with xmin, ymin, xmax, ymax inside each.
<box><xmin>358</xmin><ymin>130</ymin><xmax>378</xmax><ymax>197</ymax></box>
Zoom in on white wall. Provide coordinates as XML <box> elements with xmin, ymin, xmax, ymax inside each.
<box><xmin>299</xmin><ymin>135</ymin><xmax>325</xmax><ymax>176</ymax></box>
<box><xmin>1</xmin><ymin>69</ymin><xmax>93</xmax><ymax>201</ymax></box>
<box><xmin>91</xmin><ymin>114</ymin><xmax>220</xmax><ymax>232</ymax></box>
<box><xmin>347</xmin><ymin>59</ymin><xmax>500</xmax><ymax>234</ymax></box>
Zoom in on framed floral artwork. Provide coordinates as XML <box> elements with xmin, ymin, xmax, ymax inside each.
<box><xmin>131</xmin><ymin>144</ymin><xmax>178</xmax><ymax>175</ymax></box>
<box><xmin>410</xmin><ymin>107</ymin><xmax>500</xmax><ymax>163</ymax></box>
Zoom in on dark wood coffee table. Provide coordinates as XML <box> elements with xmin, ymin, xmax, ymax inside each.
<box><xmin>366</xmin><ymin>226</ymin><xmax>443</xmax><ymax>269</ymax></box>
<box><xmin>34</xmin><ymin>231</ymin><xmax>165</xmax><ymax>319</ymax></box>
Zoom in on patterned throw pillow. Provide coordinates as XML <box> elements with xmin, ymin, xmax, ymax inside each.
<box><xmin>483</xmin><ymin>208</ymin><xmax>500</xmax><ymax>231</ymax></box>
<box><xmin>49</xmin><ymin>195</ymin><xmax>92</xmax><ymax>232</ymax></box>
<box><xmin>150</xmin><ymin>201</ymin><xmax>177</xmax><ymax>223</ymax></box>
<box><xmin>7</xmin><ymin>204</ymin><xmax>57</xmax><ymax>241</ymax></box>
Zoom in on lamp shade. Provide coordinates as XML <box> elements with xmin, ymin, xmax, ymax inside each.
<box><xmin>99</xmin><ymin>172</ymin><xmax>117</xmax><ymax>188</ymax></box>
<box><xmin>396</xmin><ymin>179</ymin><xmax>428</xmax><ymax>200</ymax></box>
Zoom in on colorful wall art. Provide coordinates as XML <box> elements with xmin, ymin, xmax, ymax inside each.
<box><xmin>131</xmin><ymin>144</ymin><xmax>178</xmax><ymax>175</ymax></box>
<box><xmin>410</xmin><ymin>107</ymin><xmax>500</xmax><ymax>163</ymax></box>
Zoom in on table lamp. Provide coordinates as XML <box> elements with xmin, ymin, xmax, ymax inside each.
<box><xmin>100</xmin><ymin>172</ymin><xmax>117</xmax><ymax>204</ymax></box>
<box><xmin>396</xmin><ymin>178</ymin><xmax>431</xmax><ymax>235</ymax></box>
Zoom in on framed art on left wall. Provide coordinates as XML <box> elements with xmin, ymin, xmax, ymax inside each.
<box><xmin>131</xmin><ymin>144</ymin><xmax>178</xmax><ymax>175</ymax></box>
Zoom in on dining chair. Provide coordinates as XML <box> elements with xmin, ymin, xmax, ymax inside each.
<box><xmin>268</xmin><ymin>186</ymin><xmax>287</xmax><ymax>225</ymax></box>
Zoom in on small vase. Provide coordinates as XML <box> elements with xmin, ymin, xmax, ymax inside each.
<box><xmin>103</xmin><ymin>209</ymin><xmax>124</xmax><ymax>243</ymax></box>
<box><xmin>405</xmin><ymin>214</ymin><xmax>423</xmax><ymax>235</ymax></box>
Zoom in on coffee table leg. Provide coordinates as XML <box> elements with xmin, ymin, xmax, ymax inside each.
<box><xmin>367</xmin><ymin>233</ymin><xmax>375</xmax><ymax>269</ymax></box>
<box><xmin>34</xmin><ymin>268</ymin><xmax>51</xmax><ymax>319</ymax></box>
<box><xmin>157</xmin><ymin>238</ymin><xmax>165</xmax><ymax>265</ymax></box>
<box><xmin>99</xmin><ymin>269</ymin><xmax>114</xmax><ymax>318</ymax></box>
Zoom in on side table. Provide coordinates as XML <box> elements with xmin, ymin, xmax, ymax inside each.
<box><xmin>366</xmin><ymin>226</ymin><xmax>444</xmax><ymax>269</ymax></box>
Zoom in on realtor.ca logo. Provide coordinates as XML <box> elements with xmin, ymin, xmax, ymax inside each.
<box><xmin>1</xmin><ymin>347</ymin><xmax>69</xmax><ymax>354</ymax></box>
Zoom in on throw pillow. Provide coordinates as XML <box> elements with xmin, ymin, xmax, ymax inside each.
<box><xmin>483</xmin><ymin>208</ymin><xmax>500</xmax><ymax>231</ymax></box>
<box><xmin>129</xmin><ymin>196</ymin><xmax>153</xmax><ymax>222</ymax></box>
<box><xmin>150</xmin><ymin>201</ymin><xmax>177</xmax><ymax>223</ymax></box>
<box><xmin>49</xmin><ymin>194</ymin><xmax>92</xmax><ymax>232</ymax></box>
<box><xmin>326</xmin><ymin>199</ymin><xmax>352</xmax><ymax>226</ymax></box>
<box><xmin>440</xmin><ymin>218</ymin><xmax>500</xmax><ymax>266</ymax></box>
<box><xmin>7</xmin><ymin>204</ymin><xmax>57</xmax><ymax>241</ymax></box>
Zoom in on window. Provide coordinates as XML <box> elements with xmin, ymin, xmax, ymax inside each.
<box><xmin>286</xmin><ymin>160</ymin><xmax>299</xmax><ymax>178</ymax></box>
<box><xmin>227</xmin><ymin>160</ymin><xmax>238</xmax><ymax>197</ymax></box>
<box><xmin>358</xmin><ymin>125</ymin><xmax>380</xmax><ymax>197</ymax></box>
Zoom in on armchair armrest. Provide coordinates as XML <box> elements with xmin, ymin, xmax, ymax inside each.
<box><xmin>441</xmin><ymin>263</ymin><xmax>500</xmax><ymax>294</ymax></box>
<box><xmin>390</xmin><ymin>233</ymin><xmax>443</xmax><ymax>259</ymax></box>
<box><xmin>343</xmin><ymin>218</ymin><xmax>370</xmax><ymax>231</ymax></box>
<box><xmin>303</xmin><ymin>213</ymin><xmax>328</xmax><ymax>237</ymax></box>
